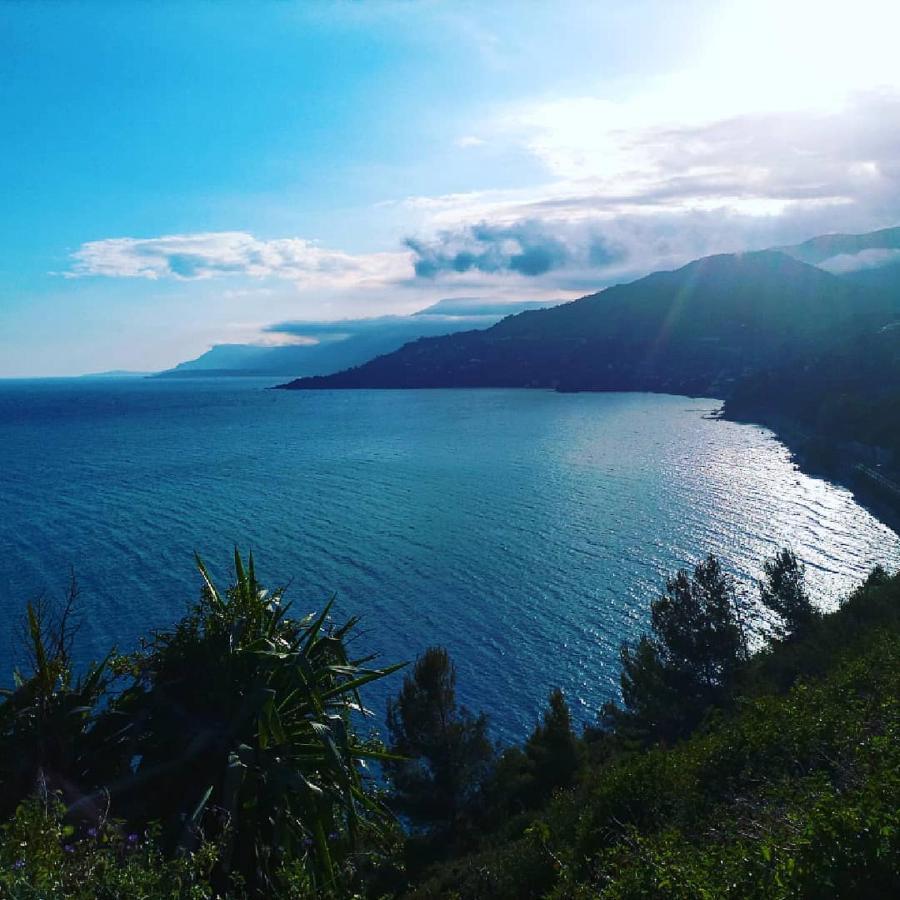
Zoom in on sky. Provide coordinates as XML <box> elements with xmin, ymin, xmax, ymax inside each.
<box><xmin>2</xmin><ymin>0</ymin><xmax>900</xmax><ymax>376</ymax></box>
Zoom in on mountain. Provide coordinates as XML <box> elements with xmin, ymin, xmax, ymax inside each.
<box><xmin>279</xmin><ymin>250</ymin><xmax>899</xmax><ymax>395</ymax></box>
<box><xmin>774</xmin><ymin>225</ymin><xmax>900</xmax><ymax>320</ymax></box>
<box><xmin>777</xmin><ymin>225</ymin><xmax>900</xmax><ymax>267</ymax></box>
<box><xmin>157</xmin><ymin>299</ymin><xmax>555</xmax><ymax>378</ymax></box>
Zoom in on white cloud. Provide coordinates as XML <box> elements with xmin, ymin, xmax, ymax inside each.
<box><xmin>397</xmin><ymin>89</ymin><xmax>900</xmax><ymax>290</ymax></box>
<box><xmin>383</xmin><ymin>0</ymin><xmax>900</xmax><ymax>293</ymax></box>
<box><xmin>68</xmin><ymin>231</ymin><xmax>411</xmax><ymax>288</ymax></box>
<box><xmin>64</xmin><ymin>0</ymin><xmax>900</xmax><ymax>305</ymax></box>
<box><xmin>68</xmin><ymin>83</ymin><xmax>900</xmax><ymax>305</ymax></box>
<box><xmin>213</xmin><ymin>321</ymin><xmax>318</xmax><ymax>347</ymax></box>
<box><xmin>820</xmin><ymin>248</ymin><xmax>900</xmax><ymax>274</ymax></box>
<box><xmin>423</xmin><ymin>91</ymin><xmax>900</xmax><ymax>222</ymax></box>
<box><xmin>455</xmin><ymin>135</ymin><xmax>486</xmax><ymax>149</ymax></box>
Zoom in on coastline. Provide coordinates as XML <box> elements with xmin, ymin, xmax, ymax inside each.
<box><xmin>276</xmin><ymin>378</ymin><xmax>900</xmax><ymax>537</ymax></box>
<box><xmin>720</xmin><ymin>406</ymin><xmax>900</xmax><ymax>537</ymax></box>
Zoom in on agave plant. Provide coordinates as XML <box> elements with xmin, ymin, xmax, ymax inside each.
<box><xmin>109</xmin><ymin>549</ymin><xmax>403</xmax><ymax>896</ymax></box>
<box><xmin>0</xmin><ymin>588</ymin><xmax>112</xmax><ymax>819</ymax></box>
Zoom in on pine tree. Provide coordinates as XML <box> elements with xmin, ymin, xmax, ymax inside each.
<box><xmin>606</xmin><ymin>555</ymin><xmax>747</xmax><ymax>744</ymax></box>
<box><xmin>384</xmin><ymin>647</ymin><xmax>493</xmax><ymax>832</ymax></box>
<box><xmin>523</xmin><ymin>688</ymin><xmax>580</xmax><ymax>802</ymax></box>
<box><xmin>759</xmin><ymin>548</ymin><xmax>818</xmax><ymax>640</ymax></box>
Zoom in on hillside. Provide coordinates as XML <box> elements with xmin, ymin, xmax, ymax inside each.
<box><xmin>280</xmin><ymin>251</ymin><xmax>898</xmax><ymax>394</ymax></box>
<box><xmin>779</xmin><ymin>226</ymin><xmax>900</xmax><ymax>302</ymax></box>
<box><xmin>404</xmin><ymin>567</ymin><xmax>900</xmax><ymax>899</ymax></box>
<box><xmin>723</xmin><ymin>323</ymin><xmax>900</xmax><ymax>469</ymax></box>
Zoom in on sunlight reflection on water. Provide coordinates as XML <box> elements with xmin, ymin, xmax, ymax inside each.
<box><xmin>1</xmin><ymin>380</ymin><xmax>898</xmax><ymax>741</ymax></box>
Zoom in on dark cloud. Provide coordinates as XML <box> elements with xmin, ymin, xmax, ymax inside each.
<box><xmin>264</xmin><ymin>298</ymin><xmax>554</xmax><ymax>339</ymax></box>
<box><xmin>402</xmin><ymin>92</ymin><xmax>900</xmax><ymax>290</ymax></box>
<box><xmin>417</xmin><ymin>90</ymin><xmax>900</xmax><ymax>288</ymax></box>
<box><xmin>406</xmin><ymin>220</ymin><xmax>625</xmax><ymax>279</ymax></box>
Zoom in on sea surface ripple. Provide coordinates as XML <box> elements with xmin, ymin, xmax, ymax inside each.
<box><xmin>1</xmin><ymin>379</ymin><xmax>899</xmax><ymax>741</ymax></box>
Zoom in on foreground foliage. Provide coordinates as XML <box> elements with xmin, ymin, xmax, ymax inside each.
<box><xmin>405</xmin><ymin>566</ymin><xmax>900</xmax><ymax>899</ymax></box>
<box><xmin>0</xmin><ymin>551</ymin><xmax>402</xmax><ymax>897</ymax></box>
<box><xmin>0</xmin><ymin>795</ymin><xmax>218</xmax><ymax>899</ymax></box>
<box><xmin>1</xmin><ymin>549</ymin><xmax>899</xmax><ymax>897</ymax></box>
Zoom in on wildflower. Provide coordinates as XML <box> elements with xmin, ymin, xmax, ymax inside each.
<box><xmin>63</xmin><ymin>844</ymin><xmax>75</xmax><ymax>853</ymax></box>
<box><xmin>13</xmin><ymin>859</ymin><xmax>25</xmax><ymax>870</ymax></box>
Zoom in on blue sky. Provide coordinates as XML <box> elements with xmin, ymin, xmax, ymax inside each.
<box><xmin>2</xmin><ymin>0</ymin><xmax>900</xmax><ymax>375</ymax></box>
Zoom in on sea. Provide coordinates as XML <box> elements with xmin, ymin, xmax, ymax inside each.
<box><xmin>2</xmin><ymin>377</ymin><xmax>899</xmax><ymax>742</ymax></box>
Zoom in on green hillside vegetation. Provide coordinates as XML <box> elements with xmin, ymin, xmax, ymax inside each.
<box><xmin>1</xmin><ymin>549</ymin><xmax>899</xmax><ymax>897</ymax></box>
<box><xmin>403</xmin><ymin>560</ymin><xmax>900</xmax><ymax>899</ymax></box>
<box><xmin>724</xmin><ymin>324</ymin><xmax>900</xmax><ymax>463</ymax></box>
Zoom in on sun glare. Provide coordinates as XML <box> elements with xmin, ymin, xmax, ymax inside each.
<box><xmin>703</xmin><ymin>0</ymin><xmax>900</xmax><ymax>114</ymax></box>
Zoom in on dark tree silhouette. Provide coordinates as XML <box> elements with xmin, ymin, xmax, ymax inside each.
<box><xmin>523</xmin><ymin>688</ymin><xmax>580</xmax><ymax>801</ymax></box>
<box><xmin>384</xmin><ymin>647</ymin><xmax>493</xmax><ymax>833</ymax></box>
<box><xmin>759</xmin><ymin>548</ymin><xmax>818</xmax><ymax>640</ymax></box>
<box><xmin>484</xmin><ymin>688</ymin><xmax>581</xmax><ymax>819</ymax></box>
<box><xmin>605</xmin><ymin>554</ymin><xmax>747</xmax><ymax>744</ymax></box>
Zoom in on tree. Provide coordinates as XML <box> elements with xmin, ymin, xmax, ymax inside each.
<box><xmin>605</xmin><ymin>555</ymin><xmax>747</xmax><ymax>744</ymax></box>
<box><xmin>484</xmin><ymin>688</ymin><xmax>581</xmax><ymax>820</ymax></box>
<box><xmin>604</xmin><ymin>634</ymin><xmax>680</xmax><ymax>744</ymax></box>
<box><xmin>523</xmin><ymin>688</ymin><xmax>580</xmax><ymax>802</ymax></box>
<box><xmin>759</xmin><ymin>548</ymin><xmax>818</xmax><ymax>640</ymax></box>
<box><xmin>384</xmin><ymin>647</ymin><xmax>493</xmax><ymax>834</ymax></box>
<box><xmin>862</xmin><ymin>564</ymin><xmax>890</xmax><ymax>589</ymax></box>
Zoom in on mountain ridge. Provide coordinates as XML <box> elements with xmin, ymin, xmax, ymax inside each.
<box><xmin>278</xmin><ymin>249</ymin><xmax>898</xmax><ymax>395</ymax></box>
<box><xmin>777</xmin><ymin>225</ymin><xmax>900</xmax><ymax>265</ymax></box>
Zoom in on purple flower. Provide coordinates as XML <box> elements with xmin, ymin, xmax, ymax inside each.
<box><xmin>13</xmin><ymin>859</ymin><xmax>25</xmax><ymax>870</ymax></box>
<box><xmin>63</xmin><ymin>844</ymin><xmax>75</xmax><ymax>854</ymax></box>
<box><xmin>302</xmin><ymin>838</ymin><xmax>314</xmax><ymax>849</ymax></box>
<box><xmin>87</xmin><ymin>827</ymin><xmax>98</xmax><ymax>838</ymax></box>
<box><xmin>127</xmin><ymin>833</ymin><xmax>139</xmax><ymax>844</ymax></box>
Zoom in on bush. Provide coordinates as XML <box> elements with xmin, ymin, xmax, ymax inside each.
<box><xmin>0</xmin><ymin>794</ymin><xmax>219</xmax><ymax>899</ymax></box>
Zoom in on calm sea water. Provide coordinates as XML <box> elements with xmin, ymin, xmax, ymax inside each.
<box><xmin>1</xmin><ymin>378</ymin><xmax>899</xmax><ymax>741</ymax></box>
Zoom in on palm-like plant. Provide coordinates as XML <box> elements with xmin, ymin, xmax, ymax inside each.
<box><xmin>112</xmin><ymin>550</ymin><xmax>403</xmax><ymax>896</ymax></box>
<box><xmin>0</xmin><ymin>588</ymin><xmax>111</xmax><ymax>820</ymax></box>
